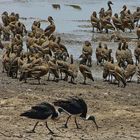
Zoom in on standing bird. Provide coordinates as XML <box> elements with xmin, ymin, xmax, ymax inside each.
<box><xmin>44</xmin><ymin>16</ymin><xmax>56</xmax><ymax>37</ymax></box>
<box><xmin>90</xmin><ymin>11</ymin><xmax>101</xmax><ymax>32</ymax></box>
<box><xmin>79</xmin><ymin>64</ymin><xmax>94</xmax><ymax>84</ymax></box>
<box><xmin>53</xmin><ymin>97</ymin><xmax>99</xmax><ymax>130</ymax></box>
<box><xmin>20</xmin><ymin>102</ymin><xmax>62</xmax><ymax>134</ymax></box>
<box><xmin>79</xmin><ymin>58</ymin><xmax>94</xmax><ymax>84</ymax></box>
<box><xmin>104</xmin><ymin>1</ymin><xmax>113</xmax><ymax>17</ymax></box>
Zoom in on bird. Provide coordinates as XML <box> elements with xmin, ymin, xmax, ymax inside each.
<box><xmin>20</xmin><ymin>102</ymin><xmax>62</xmax><ymax>134</ymax></box>
<box><xmin>104</xmin><ymin>1</ymin><xmax>113</xmax><ymax>17</ymax></box>
<box><xmin>79</xmin><ymin>59</ymin><xmax>94</xmax><ymax>84</ymax></box>
<box><xmin>53</xmin><ymin>97</ymin><xmax>99</xmax><ymax>130</ymax></box>
<box><xmin>44</xmin><ymin>16</ymin><xmax>56</xmax><ymax>37</ymax></box>
<box><xmin>90</xmin><ymin>11</ymin><xmax>101</xmax><ymax>32</ymax></box>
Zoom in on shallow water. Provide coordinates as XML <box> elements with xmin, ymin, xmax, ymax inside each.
<box><xmin>0</xmin><ymin>0</ymin><xmax>139</xmax><ymax>59</ymax></box>
<box><xmin>0</xmin><ymin>0</ymin><xmax>139</xmax><ymax>33</ymax></box>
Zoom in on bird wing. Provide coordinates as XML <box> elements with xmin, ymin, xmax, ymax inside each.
<box><xmin>44</xmin><ymin>25</ymin><xmax>53</xmax><ymax>32</ymax></box>
<box><xmin>69</xmin><ymin>97</ymin><xmax>88</xmax><ymax>118</ymax></box>
<box><xmin>31</xmin><ymin>102</ymin><xmax>55</xmax><ymax>113</ymax></box>
<box><xmin>54</xmin><ymin>99</ymin><xmax>83</xmax><ymax>115</ymax></box>
<box><xmin>20</xmin><ymin>108</ymin><xmax>52</xmax><ymax>120</ymax></box>
<box><xmin>21</xmin><ymin>102</ymin><xmax>58</xmax><ymax>120</ymax></box>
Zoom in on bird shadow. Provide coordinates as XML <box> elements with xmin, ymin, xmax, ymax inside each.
<box><xmin>29</xmin><ymin>82</ymin><xmax>47</xmax><ymax>85</ymax></box>
<box><xmin>68</xmin><ymin>81</ymin><xmax>77</xmax><ymax>85</ymax></box>
<box><xmin>79</xmin><ymin>82</ymin><xmax>90</xmax><ymax>85</ymax></box>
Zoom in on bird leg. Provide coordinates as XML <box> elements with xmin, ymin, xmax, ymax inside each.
<box><xmin>37</xmin><ymin>77</ymin><xmax>41</xmax><ymax>84</ymax></box>
<box><xmin>28</xmin><ymin>121</ymin><xmax>39</xmax><ymax>133</ymax></box>
<box><xmin>47</xmin><ymin>72</ymin><xmax>50</xmax><ymax>81</ymax></box>
<box><xmin>83</xmin><ymin>77</ymin><xmax>86</xmax><ymax>85</ymax></box>
<box><xmin>74</xmin><ymin>117</ymin><xmax>80</xmax><ymax>129</ymax></box>
<box><xmin>64</xmin><ymin>115</ymin><xmax>71</xmax><ymax>128</ymax></box>
<box><xmin>45</xmin><ymin>121</ymin><xmax>54</xmax><ymax>134</ymax></box>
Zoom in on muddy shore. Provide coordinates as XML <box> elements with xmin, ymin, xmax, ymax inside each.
<box><xmin>0</xmin><ymin>31</ymin><xmax>140</xmax><ymax>139</ymax></box>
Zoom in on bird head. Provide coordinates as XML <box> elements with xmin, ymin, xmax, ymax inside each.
<box><xmin>108</xmin><ymin>1</ymin><xmax>113</xmax><ymax>5</ymax></box>
<box><xmin>87</xmin><ymin>115</ymin><xmax>99</xmax><ymax>130</ymax></box>
<box><xmin>48</xmin><ymin>16</ymin><xmax>54</xmax><ymax>22</ymax></box>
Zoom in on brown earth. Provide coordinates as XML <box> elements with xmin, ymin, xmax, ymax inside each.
<box><xmin>0</xmin><ymin>50</ymin><xmax>140</xmax><ymax>140</ymax></box>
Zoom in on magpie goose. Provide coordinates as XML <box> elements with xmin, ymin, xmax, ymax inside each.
<box><xmin>53</xmin><ymin>97</ymin><xmax>99</xmax><ymax>130</ymax></box>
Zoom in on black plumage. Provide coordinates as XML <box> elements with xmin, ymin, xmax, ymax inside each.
<box><xmin>53</xmin><ymin>97</ymin><xmax>99</xmax><ymax>130</ymax></box>
<box><xmin>20</xmin><ymin>102</ymin><xmax>61</xmax><ymax>134</ymax></box>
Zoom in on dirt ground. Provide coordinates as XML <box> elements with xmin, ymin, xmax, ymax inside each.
<box><xmin>0</xmin><ymin>43</ymin><xmax>140</xmax><ymax>140</ymax></box>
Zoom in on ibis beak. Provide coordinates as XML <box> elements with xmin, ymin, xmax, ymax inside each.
<box><xmin>92</xmin><ymin>119</ymin><xmax>99</xmax><ymax>130</ymax></box>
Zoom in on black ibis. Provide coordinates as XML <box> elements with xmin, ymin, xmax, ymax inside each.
<box><xmin>53</xmin><ymin>97</ymin><xmax>99</xmax><ymax>130</ymax></box>
<box><xmin>20</xmin><ymin>102</ymin><xmax>62</xmax><ymax>134</ymax></box>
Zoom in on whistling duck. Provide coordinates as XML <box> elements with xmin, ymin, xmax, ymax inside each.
<box><xmin>90</xmin><ymin>11</ymin><xmax>101</xmax><ymax>32</ymax></box>
<box><xmin>79</xmin><ymin>60</ymin><xmax>94</xmax><ymax>84</ymax></box>
<box><xmin>112</xmin><ymin>13</ymin><xmax>124</xmax><ymax>32</ymax></box>
<box><xmin>133</xmin><ymin>7</ymin><xmax>140</xmax><ymax>27</ymax></box>
<box><xmin>99</xmin><ymin>8</ymin><xmax>115</xmax><ymax>33</ymax></box>
<box><xmin>45</xmin><ymin>16</ymin><xmax>56</xmax><ymax>37</ymax></box>
<box><xmin>104</xmin><ymin>1</ymin><xmax>113</xmax><ymax>17</ymax></box>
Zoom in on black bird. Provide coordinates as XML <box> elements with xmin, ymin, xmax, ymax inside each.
<box><xmin>20</xmin><ymin>102</ymin><xmax>62</xmax><ymax>134</ymax></box>
<box><xmin>53</xmin><ymin>97</ymin><xmax>99</xmax><ymax>130</ymax></box>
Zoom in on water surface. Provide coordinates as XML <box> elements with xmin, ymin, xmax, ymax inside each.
<box><xmin>0</xmin><ymin>0</ymin><xmax>139</xmax><ymax>59</ymax></box>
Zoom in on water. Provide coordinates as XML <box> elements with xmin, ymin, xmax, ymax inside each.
<box><xmin>0</xmin><ymin>0</ymin><xmax>139</xmax><ymax>59</ymax></box>
<box><xmin>0</xmin><ymin>0</ymin><xmax>139</xmax><ymax>33</ymax></box>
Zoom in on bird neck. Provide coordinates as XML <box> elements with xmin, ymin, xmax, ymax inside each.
<box><xmin>70</xmin><ymin>55</ymin><xmax>73</xmax><ymax>64</ymax></box>
<box><xmin>86</xmin><ymin>115</ymin><xmax>90</xmax><ymax>120</ymax></box>
<box><xmin>108</xmin><ymin>3</ymin><xmax>112</xmax><ymax>10</ymax></box>
<box><xmin>50</xmin><ymin>21</ymin><xmax>55</xmax><ymax>26</ymax></box>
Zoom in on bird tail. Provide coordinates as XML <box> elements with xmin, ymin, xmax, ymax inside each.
<box><xmin>20</xmin><ymin>111</ymin><xmax>30</xmax><ymax>117</ymax></box>
<box><xmin>20</xmin><ymin>110</ymin><xmax>34</xmax><ymax>118</ymax></box>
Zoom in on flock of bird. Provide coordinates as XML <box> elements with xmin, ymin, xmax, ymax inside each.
<box><xmin>90</xmin><ymin>1</ymin><xmax>140</xmax><ymax>33</ymax></box>
<box><xmin>0</xmin><ymin>2</ymin><xmax>140</xmax><ymax>88</ymax></box>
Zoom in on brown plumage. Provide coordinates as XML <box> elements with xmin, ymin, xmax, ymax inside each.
<box><xmin>48</xmin><ymin>59</ymin><xmax>59</xmax><ymax>81</ymax></box>
<box><xmin>19</xmin><ymin>62</ymin><xmax>49</xmax><ymax>84</ymax></box>
<box><xmin>112</xmin><ymin>66</ymin><xmax>126</xmax><ymax>87</ymax></box>
<box><xmin>125</xmin><ymin>64</ymin><xmax>136</xmax><ymax>82</ymax></box>
<box><xmin>79</xmin><ymin>63</ymin><xmax>94</xmax><ymax>84</ymax></box>
<box><xmin>112</xmin><ymin>13</ymin><xmax>124</xmax><ymax>32</ymax></box>
<box><xmin>104</xmin><ymin>1</ymin><xmax>113</xmax><ymax>17</ymax></box>
<box><xmin>90</xmin><ymin>11</ymin><xmax>101</xmax><ymax>32</ymax></box>
<box><xmin>44</xmin><ymin>16</ymin><xmax>56</xmax><ymax>37</ymax></box>
<box><xmin>134</xmin><ymin>43</ymin><xmax>140</xmax><ymax>65</ymax></box>
<box><xmin>65</xmin><ymin>55</ymin><xmax>78</xmax><ymax>84</ymax></box>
